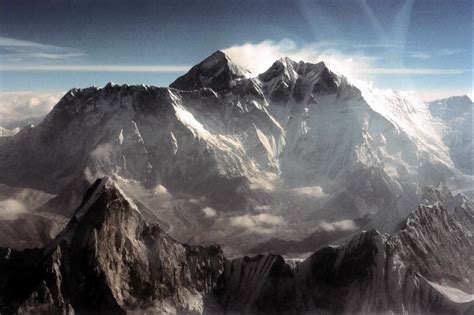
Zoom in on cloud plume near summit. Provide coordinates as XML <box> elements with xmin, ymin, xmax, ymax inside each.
<box><xmin>223</xmin><ymin>39</ymin><xmax>371</xmax><ymax>80</ymax></box>
<box><xmin>0</xmin><ymin>91</ymin><xmax>62</xmax><ymax>126</ymax></box>
<box><xmin>223</xmin><ymin>39</ymin><xmax>472</xmax><ymax>101</ymax></box>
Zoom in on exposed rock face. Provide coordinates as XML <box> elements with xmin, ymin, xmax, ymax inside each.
<box><xmin>208</xmin><ymin>254</ymin><xmax>298</xmax><ymax>314</ymax></box>
<box><xmin>211</xmin><ymin>203</ymin><xmax>474</xmax><ymax>314</ymax></box>
<box><xmin>170</xmin><ymin>50</ymin><xmax>251</xmax><ymax>92</ymax></box>
<box><xmin>258</xmin><ymin>58</ymin><xmax>338</xmax><ymax>104</ymax></box>
<box><xmin>0</xmin><ymin>179</ymin><xmax>472</xmax><ymax>314</ymax></box>
<box><xmin>0</xmin><ymin>178</ymin><xmax>225</xmax><ymax>314</ymax></box>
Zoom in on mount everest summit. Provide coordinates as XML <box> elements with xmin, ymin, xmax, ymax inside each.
<box><xmin>0</xmin><ymin>50</ymin><xmax>470</xmax><ymax>252</ymax></box>
<box><xmin>0</xmin><ymin>50</ymin><xmax>472</xmax><ymax>313</ymax></box>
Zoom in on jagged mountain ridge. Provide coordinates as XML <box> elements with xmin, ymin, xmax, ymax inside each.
<box><xmin>0</xmin><ymin>177</ymin><xmax>225</xmax><ymax>314</ymax></box>
<box><xmin>212</xmin><ymin>205</ymin><xmax>474</xmax><ymax>314</ymax></box>
<box><xmin>0</xmin><ymin>178</ymin><xmax>472</xmax><ymax>314</ymax></box>
<box><xmin>0</xmin><ymin>50</ymin><xmax>467</xmax><ymax>253</ymax></box>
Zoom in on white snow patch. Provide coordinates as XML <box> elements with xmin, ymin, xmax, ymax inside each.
<box><xmin>109</xmin><ymin>181</ymin><xmax>141</xmax><ymax>214</ymax></box>
<box><xmin>170</xmin><ymin>131</ymin><xmax>178</xmax><ymax>154</ymax></box>
<box><xmin>174</xmin><ymin>105</ymin><xmax>211</xmax><ymax>139</ymax></box>
<box><xmin>427</xmin><ymin>280</ymin><xmax>474</xmax><ymax>304</ymax></box>
<box><xmin>255</xmin><ymin>126</ymin><xmax>278</xmax><ymax>158</ymax></box>
<box><xmin>118</xmin><ymin>129</ymin><xmax>124</xmax><ymax>145</ymax></box>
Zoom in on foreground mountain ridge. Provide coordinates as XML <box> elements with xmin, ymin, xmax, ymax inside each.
<box><xmin>0</xmin><ymin>178</ymin><xmax>472</xmax><ymax>314</ymax></box>
<box><xmin>0</xmin><ymin>177</ymin><xmax>226</xmax><ymax>314</ymax></box>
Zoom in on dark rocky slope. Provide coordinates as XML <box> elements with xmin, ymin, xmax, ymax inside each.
<box><xmin>1</xmin><ymin>179</ymin><xmax>472</xmax><ymax>314</ymax></box>
<box><xmin>0</xmin><ymin>177</ymin><xmax>225</xmax><ymax>314</ymax></box>
<box><xmin>210</xmin><ymin>202</ymin><xmax>474</xmax><ymax>314</ymax></box>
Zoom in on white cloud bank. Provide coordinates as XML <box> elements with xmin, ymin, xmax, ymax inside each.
<box><xmin>223</xmin><ymin>39</ymin><xmax>469</xmax><ymax>79</ymax></box>
<box><xmin>229</xmin><ymin>213</ymin><xmax>284</xmax><ymax>234</ymax></box>
<box><xmin>316</xmin><ymin>219</ymin><xmax>357</xmax><ymax>232</ymax></box>
<box><xmin>0</xmin><ymin>91</ymin><xmax>62</xmax><ymax>124</ymax></box>
<box><xmin>223</xmin><ymin>39</ymin><xmax>373</xmax><ymax>80</ymax></box>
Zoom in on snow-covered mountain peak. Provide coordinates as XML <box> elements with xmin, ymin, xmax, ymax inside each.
<box><xmin>257</xmin><ymin>57</ymin><xmax>339</xmax><ymax>105</ymax></box>
<box><xmin>199</xmin><ymin>50</ymin><xmax>234</xmax><ymax>70</ymax></box>
<box><xmin>259</xmin><ymin>57</ymin><xmax>329</xmax><ymax>83</ymax></box>
<box><xmin>170</xmin><ymin>50</ymin><xmax>251</xmax><ymax>92</ymax></box>
<box><xmin>258</xmin><ymin>57</ymin><xmax>298</xmax><ymax>83</ymax></box>
<box><xmin>0</xmin><ymin>52</ymin><xmax>471</xmax><ymax>256</ymax></box>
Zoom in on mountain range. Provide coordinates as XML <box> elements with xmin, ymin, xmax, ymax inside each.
<box><xmin>1</xmin><ymin>51</ymin><xmax>471</xmax><ymax>254</ymax></box>
<box><xmin>0</xmin><ymin>177</ymin><xmax>472</xmax><ymax>314</ymax></box>
<box><xmin>0</xmin><ymin>50</ymin><xmax>472</xmax><ymax>314</ymax></box>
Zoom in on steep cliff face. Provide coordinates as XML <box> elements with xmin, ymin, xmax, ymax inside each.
<box><xmin>294</xmin><ymin>204</ymin><xmax>473</xmax><ymax>314</ymax></box>
<box><xmin>0</xmin><ymin>178</ymin><xmax>226</xmax><ymax>314</ymax></box>
<box><xmin>210</xmin><ymin>203</ymin><xmax>474</xmax><ymax>314</ymax></box>
<box><xmin>0</xmin><ymin>84</ymin><xmax>279</xmax><ymax>195</ymax></box>
<box><xmin>208</xmin><ymin>254</ymin><xmax>298</xmax><ymax>314</ymax></box>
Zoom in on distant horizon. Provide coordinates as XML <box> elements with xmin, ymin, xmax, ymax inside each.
<box><xmin>1</xmin><ymin>47</ymin><xmax>472</xmax><ymax>99</ymax></box>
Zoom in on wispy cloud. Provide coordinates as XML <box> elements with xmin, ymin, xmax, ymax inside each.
<box><xmin>316</xmin><ymin>219</ymin><xmax>357</xmax><ymax>232</ymax></box>
<box><xmin>0</xmin><ymin>37</ymin><xmax>56</xmax><ymax>48</ymax></box>
<box><xmin>223</xmin><ymin>39</ymin><xmax>375</xmax><ymax>79</ymax></box>
<box><xmin>229</xmin><ymin>213</ymin><xmax>284</xmax><ymax>234</ymax></box>
<box><xmin>0</xmin><ymin>36</ymin><xmax>190</xmax><ymax>72</ymax></box>
<box><xmin>406</xmin><ymin>51</ymin><xmax>432</xmax><ymax>60</ymax></box>
<box><xmin>357</xmin><ymin>67</ymin><xmax>468</xmax><ymax>75</ymax></box>
<box><xmin>0</xmin><ymin>64</ymin><xmax>190</xmax><ymax>72</ymax></box>
<box><xmin>407</xmin><ymin>48</ymin><xmax>464</xmax><ymax>60</ymax></box>
<box><xmin>0</xmin><ymin>36</ymin><xmax>86</xmax><ymax>62</ymax></box>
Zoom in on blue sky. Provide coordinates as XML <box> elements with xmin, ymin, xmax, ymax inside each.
<box><xmin>0</xmin><ymin>0</ymin><xmax>472</xmax><ymax>102</ymax></box>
